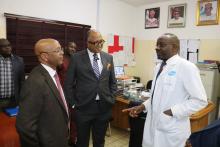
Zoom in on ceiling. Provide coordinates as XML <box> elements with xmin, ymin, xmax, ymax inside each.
<box><xmin>119</xmin><ymin>0</ymin><xmax>170</xmax><ymax>6</ymax></box>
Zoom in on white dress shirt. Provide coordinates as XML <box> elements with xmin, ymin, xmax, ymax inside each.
<box><xmin>41</xmin><ymin>63</ymin><xmax>66</xmax><ymax>103</ymax></box>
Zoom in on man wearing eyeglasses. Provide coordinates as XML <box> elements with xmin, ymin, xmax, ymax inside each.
<box><xmin>65</xmin><ymin>30</ymin><xmax>117</xmax><ymax>147</ymax></box>
<box><xmin>16</xmin><ymin>39</ymin><xmax>71</xmax><ymax>147</ymax></box>
<box><xmin>0</xmin><ymin>38</ymin><xmax>25</xmax><ymax>110</ymax></box>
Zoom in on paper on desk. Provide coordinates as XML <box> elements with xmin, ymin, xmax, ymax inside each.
<box><xmin>141</xmin><ymin>91</ymin><xmax>151</xmax><ymax>97</ymax></box>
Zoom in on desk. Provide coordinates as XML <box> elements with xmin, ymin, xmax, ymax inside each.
<box><xmin>111</xmin><ymin>96</ymin><xmax>130</xmax><ymax>130</ymax></box>
<box><xmin>112</xmin><ymin>96</ymin><xmax>215</xmax><ymax>133</ymax></box>
<box><xmin>0</xmin><ymin>113</ymin><xmax>20</xmax><ymax>147</ymax></box>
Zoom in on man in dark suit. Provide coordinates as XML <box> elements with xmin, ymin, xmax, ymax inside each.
<box><xmin>0</xmin><ymin>38</ymin><xmax>25</xmax><ymax>110</ymax></box>
<box><xmin>16</xmin><ymin>39</ymin><xmax>70</xmax><ymax>147</ymax></box>
<box><xmin>65</xmin><ymin>30</ymin><xmax>117</xmax><ymax>147</ymax></box>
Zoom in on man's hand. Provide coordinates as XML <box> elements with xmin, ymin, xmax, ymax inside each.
<box><xmin>163</xmin><ymin>109</ymin><xmax>173</xmax><ymax>116</ymax></box>
<box><xmin>122</xmin><ymin>104</ymin><xmax>145</xmax><ymax>117</ymax></box>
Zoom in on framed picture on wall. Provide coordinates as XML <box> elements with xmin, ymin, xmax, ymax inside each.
<box><xmin>197</xmin><ymin>0</ymin><xmax>219</xmax><ymax>26</ymax></box>
<box><xmin>145</xmin><ymin>7</ymin><xmax>160</xmax><ymax>29</ymax></box>
<box><xmin>167</xmin><ymin>3</ymin><xmax>187</xmax><ymax>28</ymax></box>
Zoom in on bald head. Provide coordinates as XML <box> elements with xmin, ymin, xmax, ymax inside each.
<box><xmin>161</xmin><ymin>33</ymin><xmax>180</xmax><ymax>52</ymax></box>
<box><xmin>156</xmin><ymin>33</ymin><xmax>179</xmax><ymax>61</ymax></box>
<box><xmin>34</xmin><ymin>39</ymin><xmax>60</xmax><ymax>56</ymax></box>
<box><xmin>34</xmin><ymin>38</ymin><xmax>63</xmax><ymax>69</ymax></box>
<box><xmin>87</xmin><ymin>30</ymin><xmax>102</xmax><ymax>41</ymax></box>
<box><xmin>87</xmin><ymin>29</ymin><xmax>104</xmax><ymax>53</ymax></box>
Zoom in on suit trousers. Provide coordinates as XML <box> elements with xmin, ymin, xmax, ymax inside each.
<box><xmin>75</xmin><ymin>100</ymin><xmax>111</xmax><ymax>147</ymax></box>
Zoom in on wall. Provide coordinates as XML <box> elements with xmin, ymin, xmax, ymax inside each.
<box><xmin>0</xmin><ymin>0</ymin><xmax>136</xmax><ymax>38</ymax></box>
<box><xmin>128</xmin><ymin>0</ymin><xmax>220</xmax><ymax>84</ymax></box>
<box><xmin>0</xmin><ymin>0</ymin><xmax>219</xmax><ymax>84</ymax></box>
<box><xmin>136</xmin><ymin>0</ymin><xmax>220</xmax><ymax>40</ymax></box>
<box><xmin>99</xmin><ymin>0</ymin><xmax>136</xmax><ymax>36</ymax></box>
<box><xmin>0</xmin><ymin>0</ymin><xmax>98</xmax><ymax>38</ymax></box>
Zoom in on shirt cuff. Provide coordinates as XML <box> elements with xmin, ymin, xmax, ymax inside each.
<box><xmin>170</xmin><ymin>105</ymin><xmax>181</xmax><ymax>119</ymax></box>
<box><xmin>142</xmin><ymin>99</ymin><xmax>150</xmax><ymax>113</ymax></box>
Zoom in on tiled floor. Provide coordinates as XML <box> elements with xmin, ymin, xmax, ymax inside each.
<box><xmin>89</xmin><ymin>126</ymin><xmax>130</xmax><ymax>147</ymax></box>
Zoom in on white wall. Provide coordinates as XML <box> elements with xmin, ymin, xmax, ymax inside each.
<box><xmin>135</xmin><ymin>0</ymin><xmax>220</xmax><ymax>40</ymax></box>
<box><xmin>0</xmin><ymin>0</ymin><xmax>98</xmax><ymax>38</ymax></box>
<box><xmin>0</xmin><ymin>0</ymin><xmax>136</xmax><ymax>38</ymax></box>
<box><xmin>99</xmin><ymin>0</ymin><xmax>136</xmax><ymax>36</ymax></box>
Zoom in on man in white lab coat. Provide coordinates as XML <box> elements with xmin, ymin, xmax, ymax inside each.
<box><xmin>123</xmin><ymin>33</ymin><xmax>208</xmax><ymax>147</ymax></box>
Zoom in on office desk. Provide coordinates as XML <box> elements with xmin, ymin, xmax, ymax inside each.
<box><xmin>0</xmin><ymin>113</ymin><xmax>20</xmax><ymax>147</ymax></box>
<box><xmin>112</xmin><ymin>96</ymin><xmax>215</xmax><ymax>133</ymax></box>
<box><xmin>111</xmin><ymin>96</ymin><xmax>130</xmax><ymax>130</ymax></box>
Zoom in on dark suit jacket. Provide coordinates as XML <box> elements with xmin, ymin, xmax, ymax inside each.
<box><xmin>189</xmin><ymin>119</ymin><xmax>220</xmax><ymax>147</ymax></box>
<box><xmin>16</xmin><ymin>65</ymin><xmax>70</xmax><ymax>147</ymax></box>
<box><xmin>64</xmin><ymin>50</ymin><xmax>117</xmax><ymax>113</ymax></box>
<box><xmin>12</xmin><ymin>55</ymin><xmax>25</xmax><ymax>103</ymax></box>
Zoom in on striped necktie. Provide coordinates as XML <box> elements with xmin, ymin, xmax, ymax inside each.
<box><xmin>93</xmin><ymin>53</ymin><xmax>100</xmax><ymax>78</ymax></box>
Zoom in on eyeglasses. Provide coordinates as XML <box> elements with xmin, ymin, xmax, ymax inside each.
<box><xmin>88</xmin><ymin>40</ymin><xmax>105</xmax><ymax>46</ymax></box>
<box><xmin>40</xmin><ymin>47</ymin><xmax>63</xmax><ymax>54</ymax></box>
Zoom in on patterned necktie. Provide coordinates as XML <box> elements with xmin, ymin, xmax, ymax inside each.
<box><xmin>151</xmin><ymin>61</ymin><xmax>166</xmax><ymax>104</ymax></box>
<box><xmin>93</xmin><ymin>53</ymin><xmax>100</xmax><ymax>78</ymax></box>
<box><xmin>54</xmin><ymin>73</ymin><xmax>69</xmax><ymax>117</ymax></box>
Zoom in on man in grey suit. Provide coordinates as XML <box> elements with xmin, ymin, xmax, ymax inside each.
<box><xmin>0</xmin><ymin>38</ymin><xmax>25</xmax><ymax>110</ymax></box>
<box><xmin>65</xmin><ymin>30</ymin><xmax>117</xmax><ymax>147</ymax></box>
<box><xmin>16</xmin><ymin>39</ymin><xmax>70</xmax><ymax>147</ymax></box>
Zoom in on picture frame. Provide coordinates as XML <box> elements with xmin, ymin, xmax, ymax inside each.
<box><xmin>167</xmin><ymin>3</ymin><xmax>187</xmax><ymax>28</ymax></box>
<box><xmin>197</xmin><ymin>0</ymin><xmax>219</xmax><ymax>26</ymax></box>
<box><xmin>145</xmin><ymin>7</ymin><xmax>160</xmax><ymax>29</ymax></box>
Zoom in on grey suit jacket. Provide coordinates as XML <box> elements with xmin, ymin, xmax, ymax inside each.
<box><xmin>12</xmin><ymin>55</ymin><xmax>25</xmax><ymax>103</ymax></box>
<box><xmin>16</xmin><ymin>65</ymin><xmax>70</xmax><ymax>147</ymax></box>
<box><xmin>64</xmin><ymin>50</ymin><xmax>117</xmax><ymax>113</ymax></box>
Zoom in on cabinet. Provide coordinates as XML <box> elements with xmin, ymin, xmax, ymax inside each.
<box><xmin>111</xmin><ymin>96</ymin><xmax>130</xmax><ymax>130</ymax></box>
<box><xmin>197</xmin><ymin>64</ymin><xmax>220</xmax><ymax>123</ymax></box>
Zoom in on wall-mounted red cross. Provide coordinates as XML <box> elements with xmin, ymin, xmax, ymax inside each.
<box><xmin>108</xmin><ymin>35</ymin><xmax>123</xmax><ymax>54</ymax></box>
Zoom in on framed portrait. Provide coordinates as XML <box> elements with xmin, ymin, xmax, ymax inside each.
<box><xmin>197</xmin><ymin>0</ymin><xmax>219</xmax><ymax>26</ymax></box>
<box><xmin>167</xmin><ymin>4</ymin><xmax>187</xmax><ymax>28</ymax></box>
<box><xmin>145</xmin><ymin>7</ymin><xmax>160</xmax><ymax>29</ymax></box>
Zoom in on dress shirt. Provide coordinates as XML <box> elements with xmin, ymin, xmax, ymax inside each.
<box><xmin>0</xmin><ymin>54</ymin><xmax>14</xmax><ymax>98</ymax></box>
<box><xmin>41</xmin><ymin>64</ymin><xmax>66</xmax><ymax>103</ymax></box>
<box><xmin>87</xmin><ymin>49</ymin><xmax>103</xmax><ymax>72</ymax></box>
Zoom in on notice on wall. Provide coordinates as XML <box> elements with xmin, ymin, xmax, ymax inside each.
<box><xmin>107</xmin><ymin>34</ymin><xmax>136</xmax><ymax>66</ymax></box>
<box><xmin>179</xmin><ymin>39</ymin><xmax>200</xmax><ymax>63</ymax></box>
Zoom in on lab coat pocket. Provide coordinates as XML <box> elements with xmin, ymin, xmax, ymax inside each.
<box><xmin>163</xmin><ymin>71</ymin><xmax>176</xmax><ymax>92</ymax></box>
<box><xmin>157</xmin><ymin>112</ymin><xmax>176</xmax><ymax>132</ymax></box>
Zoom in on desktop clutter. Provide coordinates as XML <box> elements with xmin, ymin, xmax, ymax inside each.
<box><xmin>114</xmin><ymin>66</ymin><xmax>151</xmax><ymax>102</ymax></box>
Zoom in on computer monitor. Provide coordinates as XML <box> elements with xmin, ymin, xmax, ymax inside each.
<box><xmin>114</xmin><ymin>66</ymin><xmax>124</xmax><ymax>77</ymax></box>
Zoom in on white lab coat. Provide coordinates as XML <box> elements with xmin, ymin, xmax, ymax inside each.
<box><xmin>142</xmin><ymin>55</ymin><xmax>207</xmax><ymax>147</ymax></box>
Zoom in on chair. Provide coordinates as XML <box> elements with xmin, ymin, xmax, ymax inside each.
<box><xmin>146</xmin><ymin>80</ymin><xmax>152</xmax><ymax>91</ymax></box>
<box><xmin>189</xmin><ymin>119</ymin><xmax>220</xmax><ymax>147</ymax></box>
<box><xmin>215</xmin><ymin>97</ymin><xmax>220</xmax><ymax>119</ymax></box>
